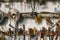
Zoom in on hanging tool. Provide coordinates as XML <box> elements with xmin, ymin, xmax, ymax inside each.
<box><xmin>48</xmin><ymin>27</ymin><xmax>51</xmax><ymax>40</ymax></box>
<box><xmin>45</xmin><ymin>16</ymin><xmax>53</xmax><ymax>25</ymax></box>
<box><xmin>51</xmin><ymin>30</ymin><xmax>54</xmax><ymax>40</ymax></box>
<box><xmin>40</xmin><ymin>27</ymin><xmax>47</xmax><ymax>40</ymax></box>
<box><xmin>28</xmin><ymin>28</ymin><xmax>36</xmax><ymax>40</ymax></box>
<box><xmin>9</xmin><ymin>21</ymin><xmax>19</xmax><ymax>40</ymax></box>
<box><xmin>41</xmin><ymin>30</ymin><xmax>44</xmax><ymax>40</ymax></box>
<box><xmin>56</xmin><ymin>20</ymin><xmax>60</xmax><ymax>32</ymax></box>
<box><xmin>27</xmin><ymin>28</ymin><xmax>31</xmax><ymax>40</ymax></box>
<box><xmin>9</xmin><ymin>24</ymin><xmax>24</xmax><ymax>40</ymax></box>
<box><xmin>48</xmin><ymin>27</ymin><xmax>54</xmax><ymax>40</ymax></box>
<box><xmin>35</xmin><ymin>14</ymin><xmax>42</xmax><ymax>24</ymax></box>
<box><xmin>47</xmin><ymin>20</ymin><xmax>60</xmax><ymax>40</ymax></box>
<box><xmin>42</xmin><ymin>27</ymin><xmax>47</xmax><ymax>40</ymax></box>
<box><xmin>55</xmin><ymin>20</ymin><xmax>60</xmax><ymax>40</ymax></box>
<box><xmin>33</xmin><ymin>27</ymin><xmax>37</xmax><ymax>40</ymax></box>
<box><xmin>9</xmin><ymin>24</ymin><xmax>20</xmax><ymax>30</ymax></box>
<box><xmin>23</xmin><ymin>24</ymin><xmax>25</xmax><ymax>40</ymax></box>
<box><xmin>8</xmin><ymin>28</ymin><xmax>13</xmax><ymax>37</ymax></box>
<box><xmin>33</xmin><ymin>27</ymin><xmax>38</xmax><ymax>40</ymax></box>
<box><xmin>8</xmin><ymin>28</ymin><xmax>13</xmax><ymax>40</ymax></box>
<box><xmin>14</xmin><ymin>21</ymin><xmax>19</xmax><ymax>40</ymax></box>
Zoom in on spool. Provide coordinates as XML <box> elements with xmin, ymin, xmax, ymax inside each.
<box><xmin>8</xmin><ymin>8</ymin><xmax>20</xmax><ymax>21</ymax></box>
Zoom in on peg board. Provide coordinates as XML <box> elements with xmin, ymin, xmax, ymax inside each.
<box><xmin>0</xmin><ymin>2</ymin><xmax>60</xmax><ymax>31</ymax></box>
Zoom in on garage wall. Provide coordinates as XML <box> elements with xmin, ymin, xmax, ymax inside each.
<box><xmin>0</xmin><ymin>2</ymin><xmax>60</xmax><ymax>31</ymax></box>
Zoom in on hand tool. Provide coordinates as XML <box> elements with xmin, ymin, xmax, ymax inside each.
<box><xmin>23</xmin><ymin>24</ymin><xmax>25</xmax><ymax>40</ymax></box>
<box><xmin>35</xmin><ymin>14</ymin><xmax>42</xmax><ymax>24</ymax></box>
<box><xmin>45</xmin><ymin>16</ymin><xmax>53</xmax><ymax>25</ymax></box>
<box><xmin>55</xmin><ymin>20</ymin><xmax>60</xmax><ymax>40</ymax></box>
